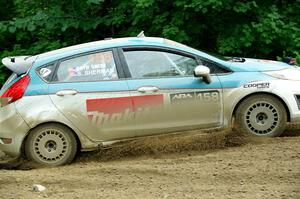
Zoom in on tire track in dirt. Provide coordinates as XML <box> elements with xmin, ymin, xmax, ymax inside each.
<box><xmin>76</xmin><ymin>129</ymin><xmax>250</xmax><ymax>163</ymax></box>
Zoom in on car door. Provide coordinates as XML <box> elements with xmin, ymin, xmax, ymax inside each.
<box><xmin>48</xmin><ymin>49</ymin><xmax>135</xmax><ymax>141</ymax></box>
<box><xmin>119</xmin><ymin>47</ymin><xmax>223</xmax><ymax>137</ymax></box>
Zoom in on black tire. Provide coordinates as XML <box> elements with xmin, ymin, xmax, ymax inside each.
<box><xmin>234</xmin><ymin>94</ymin><xmax>287</xmax><ymax>137</ymax></box>
<box><xmin>25</xmin><ymin>123</ymin><xmax>77</xmax><ymax>166</ymax></box>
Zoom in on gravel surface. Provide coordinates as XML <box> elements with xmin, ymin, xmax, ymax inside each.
<box><xmin>0</xmin><ymin>129</ymin><xmax>299</xmax><ymax>199</ymax></box>
<box><xmin>0</xmin><ymin>151</ymin><xmax>6</xmax><ymax>160</ymax></box>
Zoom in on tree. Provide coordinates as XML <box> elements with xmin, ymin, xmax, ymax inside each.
<box><xmin>0</xmin><ymin>0</ymin><xmax>299</xmax><ymax>86</ymax></box>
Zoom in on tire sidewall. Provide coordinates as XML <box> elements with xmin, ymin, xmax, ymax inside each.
<box><xmin>235</xmin><ymin>94</ymin><xmax>287</xmax><ymax>137</ymax></box>
<box><xmin>25</xmin><ymin>124</ymin><xmax>77</xmax><ymax>166</ymax></box>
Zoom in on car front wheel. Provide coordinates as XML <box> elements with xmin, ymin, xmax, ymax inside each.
<box><xmin>234</xmin><ymin>94</ymin><xmax>287</xmax><ymax>137</ymax></box>
<box><xmin>25</xmin><ymin>123</ymin><xmax>77</xmax><ymax>166</ymax></box>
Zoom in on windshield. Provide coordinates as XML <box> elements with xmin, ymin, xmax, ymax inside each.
<box><xmin>164</xmin><ymin>39</ymin><xmax>230</xmax><ymax>61</ymax></box>
<box><xmin>202</xmin><ymin>51</ymin><xmax>231</xmax><ymax>61</ymax></box>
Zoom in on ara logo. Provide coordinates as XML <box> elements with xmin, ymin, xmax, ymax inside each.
<box><xmin>170</xmin><ymin>93</ymin><xmax>195</xmax><ymax>102</ymax></box>
<box><xmin>170</xmin><ymin>91</ymin><xmax>219</xmax><ymax>103</ymax></box>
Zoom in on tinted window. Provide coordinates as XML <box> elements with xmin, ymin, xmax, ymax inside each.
<box><xmin>55</xmin><ymin>51</ymin><xmax>118</xmax><ymax>82</ymax></box>
<box><xmin>38</xmin><ymin>63</ymin><xmax>56</xmax><ymax>82</ymax></box>
<box><xmin>124</xmin><ymin>50</ymin><xmax>198</xmax><ymax>78</ymax></box>
<box><xmin>200</xmin><ymin>58</ymin><xmax>230</xmax><ymax>74</ymax></box>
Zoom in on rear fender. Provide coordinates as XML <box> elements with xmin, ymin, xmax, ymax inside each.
<box><xmin>15</xmin><ymin>95</ymin><xmax>100</xmax><ymax>150</ymax></box>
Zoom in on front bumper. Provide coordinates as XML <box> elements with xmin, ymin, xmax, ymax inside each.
<box><xmin>290</xmin><ymin>94</ymin><xmax>300</xmax><ymax>123</ymax></box>
<box><xmin>0</xmin><ymin>103</ymin><xmax>30</xmax><ymax>157</ymax></box>
<box><xmin>277</xmin><ymin>82</ymin><xmax>300</xmax><ymax>123</ymax></box>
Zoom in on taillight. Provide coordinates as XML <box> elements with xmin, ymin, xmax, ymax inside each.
<box><xmin>0</xmin><ymin>75</ymin><xmax>30</xmax><ymax>107</ymax></box>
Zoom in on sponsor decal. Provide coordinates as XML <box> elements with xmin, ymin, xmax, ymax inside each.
<box><xmin>243</xmin><ymin>82</ymin><xmax>270</xmax><ymax>89</ymax></box>
<box><xmin>39</xmin><ymin>68</ymin><xmax>52</xmax><ymax>77</ymax></box>
<box><xmin>170</xmin><ymin>92</ymin><xmax>195</xmax><ymax>102</ymax></box>
<box><xmin>170</xmin><ymin>90</ymin><xmax>220</xmax><ymax>103</ymax></box>
<box><xmin>86</xmin><ymin>95</ymin><xmax>163</xmax><ymax>125</ymax></box>
<box><xmin>67</xmin><ymin>51</ymin><xmax>118</xmax><ymax>80</ymax></box>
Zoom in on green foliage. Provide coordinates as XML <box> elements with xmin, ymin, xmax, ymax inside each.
<box><xmin>0</xmin><ymin>0</ymin><xmax>299</xmax><ymax>86</ymax></box>
<box><xmin>296</xmin><ymin>54</ymin><xmax>300</xmax><ymax>66</ymax></box>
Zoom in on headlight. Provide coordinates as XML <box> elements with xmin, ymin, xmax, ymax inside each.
<box><xmin>263</xmin><ymin>68</ymin><xmax>300</xmax><ymax>81</ymax></box>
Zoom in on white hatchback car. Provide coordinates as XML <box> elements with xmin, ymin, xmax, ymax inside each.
<box><xmin>1</xmin><ymin>36</ymin><xmax>300</xmax><ymax>166</ymax></box>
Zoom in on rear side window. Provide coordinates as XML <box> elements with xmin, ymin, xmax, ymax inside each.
<box><xmin>124</xmin><ymin>50</ymin><xmax>198</xmax><ymax>78</ymax></box>
<box><xmin>54</xmin><ymin>51</ymin><xmax>118</xmax><ymax>83</ymax></box>
<box><xmin>38</xmin><ymin>63</ymin><xmax>56</xmax><ymax>82</ymax></box>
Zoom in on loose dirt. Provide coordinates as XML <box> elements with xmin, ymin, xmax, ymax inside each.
<box><xmin>0</xmin><ymin>127</ymin><xmax>299</xmax><ymax>199</ymax></box>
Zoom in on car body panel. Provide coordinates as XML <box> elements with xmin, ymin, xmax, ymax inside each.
<box><xmin>220</xmin><ymin>78</ymin><xmax>300</xmax><ymax>125</ymax></box>
<box><xmin>14</xmin><ymin>95</ymin><xmax>99</xmax><ymax>149</ymax></box>
<box><xmin>126</xmin><ymin>76</ymin><xmax>223</xmax><ymax>136</ymax></box>
<box><xmin>0</xmin><ymin>103</ymin><xmax>30</xmax><ymax>156</ymax></box>
<box><xmin>228</xmin><ymin>58</ymin><xmax>292</xmax><ymax>72</ymax></box>
<box><xmin>49</xmin><ymin>87</ymin><xmax>136</xmax><ymax>141</ymax></box>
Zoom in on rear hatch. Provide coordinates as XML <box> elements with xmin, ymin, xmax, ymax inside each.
<box><xmin>0</xmin><ymin>56</ymin><xmax>36</xmax><ymax>93</ymax></box>
<box><xmin>0</xmin><ymin>56</ymin><xmax>37</xmax><ymax>106</ymax></box>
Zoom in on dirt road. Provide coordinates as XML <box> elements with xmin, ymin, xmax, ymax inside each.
<box><xmin>0</xmin><ymin>128</ymin><xmax>299</xmax><ymax>199</ymax></box>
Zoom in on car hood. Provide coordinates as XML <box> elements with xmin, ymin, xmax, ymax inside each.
<box><xmin>227</xmin><ymin>58</ymin><xmax>292</xmax><ymax>72</ymax></box>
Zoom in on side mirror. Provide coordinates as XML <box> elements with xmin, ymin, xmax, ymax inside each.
<box><xmin>194</xmin><ymin>65</ymin><xmax>211</xmax><ymax>84</ymax></box>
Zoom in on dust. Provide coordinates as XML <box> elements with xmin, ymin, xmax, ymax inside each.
<box><xmin>77</xmin><ymin>129</ymin><xmax>252</xmax><ymax>162</ymax></box>
<box><xmin>282</xmin><ymin>123</ymin><xmax>300</xmax><ymax>136</ymax></box>
<box><xmin>1</xmin><ymin>125</ymin><xmax>299</xmax><ymax>169</ymax></box>
<box><xmin>2</xmin><ymin>129</ymin><xmax>250</xmax><ymax>170</ymax></box>
<box><xmin>78</xmin><ymin>124</ymin><xmax>300</xmax><ymax>162</ymax></box>
<box><xmin>0</xmin><ymin>157</ymin><xmax>42</xmax><ymax>170</ymax></box>
<box><xmin>0</xmin><ymin>158</ymin><xmax>22</xmax><ymax>170</ymax></box>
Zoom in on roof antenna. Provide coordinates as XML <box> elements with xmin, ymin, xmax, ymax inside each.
<box><xmin>137</xmin><ymin>31</ymin><xmax>145</xmax><ymax>38</ymax></box>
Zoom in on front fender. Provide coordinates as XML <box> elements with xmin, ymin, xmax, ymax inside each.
<box><xmin>223</xmin><ymin>80</ymin><xmax>293</xmax><ymax>126</ymax></box>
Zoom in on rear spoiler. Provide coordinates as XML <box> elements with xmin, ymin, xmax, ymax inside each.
<box><xmin>2</xmin><ymin>56</ymin><xmax>37</xmax><ymax>75</ymax></box>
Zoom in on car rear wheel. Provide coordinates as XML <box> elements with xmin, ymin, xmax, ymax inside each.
<box><xmin>25</xmin><ymin>124</ymin><xmax>77</xmax><ymax>166</ymax></box>
<box><xmin>234</xmin><ymin>94</ymin><xmax>287</xmax><ymax>137</ymax></box>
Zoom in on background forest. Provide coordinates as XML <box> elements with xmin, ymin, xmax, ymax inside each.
<box><xmin>0</xmin><ymin>0</ymin><xmax>299</xmax><ymax>86</ymax></box>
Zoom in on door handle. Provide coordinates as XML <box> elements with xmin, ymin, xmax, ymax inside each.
<box><xmin>56</xmin><ymin>90</ymin><xmax>78</xmax><ymax>96</ymax></box>
<box><xmin>137</xmin><ymin>86</ymin><xmax>159</xmax><ymax>93</ymax></box>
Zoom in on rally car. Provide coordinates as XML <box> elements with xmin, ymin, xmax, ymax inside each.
<box><xmin>1</xmin><ymin>36</ymin><xmax>300</xmax><ymax>166</ymax></box>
